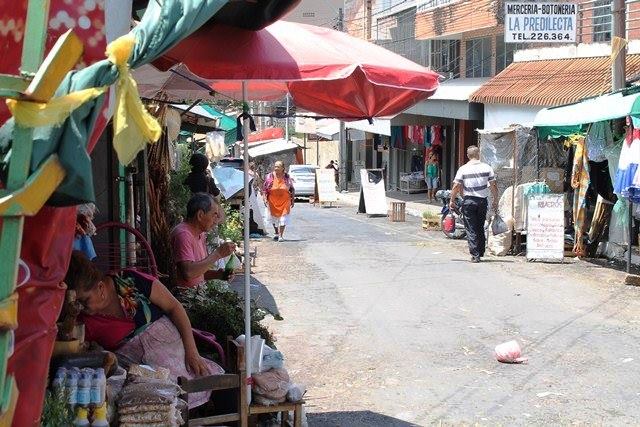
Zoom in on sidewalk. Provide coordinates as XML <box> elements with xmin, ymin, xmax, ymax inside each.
<box><xmin>337</xmin><ymin>189</ymin><xmax>441</xmax><ymax>218</ymax></box>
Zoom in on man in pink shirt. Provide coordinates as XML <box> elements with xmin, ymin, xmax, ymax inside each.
<box><xmin>171</xmin><ymin>193</ymin><xmax>236</xmax><ymax>290</ymax></box>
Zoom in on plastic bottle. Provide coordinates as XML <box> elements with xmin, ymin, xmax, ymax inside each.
<box><xmin>66</xmin><ymin>372</ymin><xmax>78</xmax><ymax>406</ymax></box>
<box><xmin>91</xmin><ymin>403</ymin><xmax>109</xmax><ymax>427</ymax></box>
<box><xmin>90</xmin><ymin>368</ymin><xmax>106</xmax><ymax>405</ymax></box>
<box><xmin>52</xmin><ymin>367</ymin><xmax>66</xmax><ymax>391</ymax></box>
<box><xmin>77</xmin><ymin>372</ymin><xmax>91</xmax><ymax>406</ymax></box>
<box><xmin>73</xmin><ymin>406</ymin><xmax>90</xmax><ymax>427</ymax></box>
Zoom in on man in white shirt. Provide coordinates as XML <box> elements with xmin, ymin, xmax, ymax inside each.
<box><xmin>449</xmin><ymin>146</ymin><xmax>499</xmax><ymax>263</ymax></box>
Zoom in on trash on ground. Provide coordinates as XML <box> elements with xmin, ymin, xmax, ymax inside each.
<box><xmin>494</xmin><ymin>340</ymin><xmax>528</xmax><ymax>364</ymax></box>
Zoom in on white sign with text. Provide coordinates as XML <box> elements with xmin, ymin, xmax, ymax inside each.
<box><xmin>315</xmin><ymin>169</ymin><xmax>338</xmax><ymax>203</ymax></box>
<box><xmin>526</xmin><ymin>194</ymin><xmax>565</xmax><ymax>260</ymax></box>
<box><xmin>505</xmin><ymin>2</ymin><xmax>577</xmax><ymax>43</ymax></box>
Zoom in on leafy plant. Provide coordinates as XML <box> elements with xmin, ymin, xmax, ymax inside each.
<box><xmin>181</xmin><ymin>280</ymin><xmax>275</xmax><ymax>347</ymax></box>
<box><xmin>167</xmin><ymin>143</ymin><xmax>192</xmax><ymax>226</ymax></box>
<box><xmin>41</xmin><ymin>389</ymin><xmax>74</xmax><ymax>427</ymax></box>
<box><xmin>218</xmin><ymin>201</ymin><xmax>243</xmax><ymax>244</ymax></box>
<box><xmin>423</xmin><ymin>210</ymin><xmax>439</xmax><ymax>220</ymax></box>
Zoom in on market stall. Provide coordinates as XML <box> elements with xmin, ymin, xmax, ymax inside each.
<box><xmin>533</xmin><ymin>87</ymin><xmax>640</xmax><ymax>269</ymax></box>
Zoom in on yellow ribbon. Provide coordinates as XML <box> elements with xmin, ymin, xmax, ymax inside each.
<box><xmin>106</xmin><ymin>34</ymin><xmax>161</xmax><ymax>165</ymax></box>
<box><xmin>6</xmin><ymin>87</ymin><xmax>107</xmax><ymax>127</ymax></box>
<box><xmin>6</xmin><ymin>33</ymin><xmax>161</xmax><ymax>167</ymax></box>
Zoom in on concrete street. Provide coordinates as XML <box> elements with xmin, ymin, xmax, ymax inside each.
<box><xmin>241</xmin><ymin>202</ymin><xmax>640</xmax><ymax>426</ymax></box>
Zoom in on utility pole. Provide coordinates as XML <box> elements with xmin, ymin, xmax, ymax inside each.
<box><xmin>285</xmin><ymin>94</ymin><xmax>290</xmax><ymax>141</ymax></box>
<box><xmin>611</xmin><ymin>0</ymin><xmax>631</xmax><ymax>272</ymax></box>
<box><xmin>612</xmin><ymin>0</ymin><xmax>626</xmax><ymax>91</ymax></box>
<box><xmin>338</xmin><ymin>2</ymin><xmax>347</xmax><ymax>191</ymax></box>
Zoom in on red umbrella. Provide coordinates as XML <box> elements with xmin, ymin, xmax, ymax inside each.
<box><xmin>154</xmin><ymin>20</ymin><xmax>440</xmax><ymax>119</ymax></box>
<box><xmin>155</xmin><ymin>20</ymin><xmax>440</xmax><ymax>391</ymax></box>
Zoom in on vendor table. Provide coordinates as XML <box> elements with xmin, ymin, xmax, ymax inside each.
<box><xmin>399</xmin><ymin>172</ymin><xmax>427</xmax><ymax>194</ymax></box>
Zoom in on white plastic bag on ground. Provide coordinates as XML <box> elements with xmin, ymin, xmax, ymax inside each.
<box><xmin>494</xmin><ymin>340</ymin><xmax>527</xmax><ymax>364</ymax></box>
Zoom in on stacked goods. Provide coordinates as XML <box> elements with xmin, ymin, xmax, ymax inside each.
<box><xmin>117</xmin><ymin>366</ymin><xmax>186</xmax><ymax>427</ymax></box>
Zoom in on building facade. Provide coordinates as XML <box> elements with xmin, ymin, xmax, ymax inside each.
<box><xmin>342</xmin><ymin>0</ymin><xmax>640</xmax><ymax>192</ymax></box>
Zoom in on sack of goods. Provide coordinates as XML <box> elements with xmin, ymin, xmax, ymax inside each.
<box><xmin>117</xmin><ymin>366</ymin><xmax>186</xmax><ymax>427</ymax></box>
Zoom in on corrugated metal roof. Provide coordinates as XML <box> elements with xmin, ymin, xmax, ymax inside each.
<box><xmin>470</xmin><ymin>54</ymin><xmax>640</xmax><ymax>107</ymax></box>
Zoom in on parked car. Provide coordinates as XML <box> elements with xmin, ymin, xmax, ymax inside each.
<box><xmin>217</xmin><ymin>157</ymin><xmax>244</xmax><ymax>170</ymax></box>
<box><xmin>288</xmin><ymin>164</ymin><xmax>319</xmax><ymax>197</ymax></box>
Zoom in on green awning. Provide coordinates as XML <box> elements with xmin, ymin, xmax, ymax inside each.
<box><xmin>534</xmin><ymin>88</ymin><xmax>640</xmax><ymax>139</ymax></box>
<box><xmin>201</xmin><ymin>105</ymin><xmax>237</xmax><ymax>132</ymax></box>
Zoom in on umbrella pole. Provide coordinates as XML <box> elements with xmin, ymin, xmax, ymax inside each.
<box><xmin>242</xmin><ymin>81</ymin><xmax>252</xmax><ymax>403</ymax></box>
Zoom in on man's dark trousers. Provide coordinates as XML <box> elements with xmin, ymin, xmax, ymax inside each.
<box><xmin>462</xmin><ymin>196</ymin><xmax>488</xmax><ymax>258</ymax></box>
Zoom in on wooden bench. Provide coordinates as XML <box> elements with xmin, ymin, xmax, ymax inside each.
<box><xmin>178</xmin><ymin>373</ymin><xmax>247</xmax><ymax>426</ymax></box>
<box><xmin>179</xmin><ymin>338</ymin><xmax>305</xmax><ymax>426</ymax></box>
<box><xmin>229</xmin><ymin>338</ymin><xmax>305</xmax><ymax>427</ymax></box>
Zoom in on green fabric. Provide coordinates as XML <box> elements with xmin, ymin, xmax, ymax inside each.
<box><xmin>537</xmin><ymin>125</ymin><xmax>585</xmax><ymax>140</ymax></box>
<box><xmin>201</xmin><ymin>105</ymin><xmax>237</xmax><ymax>131</ymax></box>
<box><xmin>0</xmin><ymin>0</ymin><xmax>227</xmax><ymax>206</ymax></box>
<box><xmin>200</xmin><ymin>105</ymin><xmax>237</xmax><ymax>146</ymax></box>
<box><xmin>426</xmin><ymin>163</ymin><xmax>438</xmax><ymax>178</ymax></box>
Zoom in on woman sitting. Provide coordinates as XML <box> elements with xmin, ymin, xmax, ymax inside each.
<box><xmin>64</xmin><ymin>251</ymin><xmax>222</xmax><ymax>407</ymax></box>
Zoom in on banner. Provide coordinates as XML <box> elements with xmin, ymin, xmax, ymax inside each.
<box><xmin>505</xmin><ymin>3</ymin><xmax>577</xmax><ymax>43</ymax></box>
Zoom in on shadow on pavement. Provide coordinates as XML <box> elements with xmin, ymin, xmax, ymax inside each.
<box><xmin>307</xmin><ymin>410</ymin><xmax>421</xmax><ymax>427</ymax></box>
<box><xmin>228</xmin><ymin>274</ymin><xmax>282</xmax><ymax>319</ymax></box>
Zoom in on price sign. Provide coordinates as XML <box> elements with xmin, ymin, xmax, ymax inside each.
<box><xmin>526</xmin><ymin>194</ymin><xmax>565</xmax><ymax>260</ymax></box>
<box><xmin>315</xmin><ymin>169</ymin><xmax>338</xmax><ymax>203</ymax></box>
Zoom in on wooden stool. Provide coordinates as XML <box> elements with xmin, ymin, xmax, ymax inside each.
<box><xmin>389</xmin><ymin>202</ymin><xmax>406</xmax><ymax>222</ymax></box>
<box><xmin>250</xmin><ymin>401</ymin><xmax>304</xmax><ymax>427</ymax></box>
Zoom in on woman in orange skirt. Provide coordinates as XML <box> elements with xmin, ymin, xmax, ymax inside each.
<box><xmin>262</xmin><ymin>161</ymin><xmax>295</xmax><ymax>241</ymax></box>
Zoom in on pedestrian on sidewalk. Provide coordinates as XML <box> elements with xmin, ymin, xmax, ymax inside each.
<box><xmin>449</xmin><ymin>146</ymin><xmax>498</xmax><ymax>263</ymax></box>
<box><xmin>263</xmin><ymin>160</ymin><xmax>295</xmax><ymax>241</ymax></box>
<box><xmin>424</xmin><ymin>153</ymin><xmax>440</xmax><ymax>203</ymax></box>
<box><xmin>326</xmin><ymin>160</ymin><xmax>339</xmax><ymax>187</ymax></box>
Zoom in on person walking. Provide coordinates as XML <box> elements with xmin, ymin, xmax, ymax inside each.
<box><xmin>326</xmin><ymin>160</ymin><xmax>339</xmax><ymax>187</ymax></box>
<box><xmin>449</xmin><ymin>146</ymin><xmax>498</xmax><ymax>263</ymax></box>
<box><xmin>263</xmin><ymin>160</ymin><xmax>295</xmax><ymax>241</ymax></box>
<box><xmin>424</xmin><ymin>153</ymin><xmax>440</xmax><ymax>202</ymax></box>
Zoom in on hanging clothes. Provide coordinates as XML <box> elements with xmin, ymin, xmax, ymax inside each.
<box><xmin>423</xmin><ymin>126</ymin><xmax>431</xmax><ymax>148</ymax></box>
<box><xmin>586</xmin><ymin>121</ymin><xmax>612</xmax><ymax>162</ymax></box>
<box><xmin>431</xmin><ymin>125</ymin><xmax>442</xmax><ymax>146</ymax></box>
<box><xmin>614</xmin><ymin>117</ymin><xmax>640</xmax><ymax>202</ymax></box>
<box><xmin>563</xmin><ymin>144</ymin><xmax>576</xmax><ymax>192</ymax></box>
<box><xmin>390</xmin><ymin>126</ymin><xmax>402</xmax><ymax>148</ymax></box>
<box><xmin>588</xmin><ymin>160</ymin><xmax>616</xmax><ymax>203</ymax></box>
<box><xmin>570</xmin><ymin>136</ymin><xmax>590</xmax><ymax>257</ymax></box>
<box><xmin>414</xmin><ymin>126</ymin><xmax>425</xmax><ymax>145</ymax></box>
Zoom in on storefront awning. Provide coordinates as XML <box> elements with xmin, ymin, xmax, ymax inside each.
<box><xmin>470</xmin><ymin>54</ymin><xmax>640</xmax><ymax>107</ymax></box>
<box><xmin>399</xmin><ymin>78</ymin><xmax>488</xmax><ymax>121</ymax></box>
<box><xmin>314</xmin><ymin>118</ymin><xmax>391</xmax><ymax>139</ymax></box>
<box><xmin>533</xmin><ymin>88</ymin><xmax>640</xmax><ymax>138</ymax></box>
<box><xmin>242</xmin><ymin>138</ymin><xmax>299</xmax><ymax>158</ymax></box>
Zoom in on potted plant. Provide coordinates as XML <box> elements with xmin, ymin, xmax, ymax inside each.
<box><xmin>422</xmin><ymin>211</ymin><xmax>440</xmax><ymax>231</ymax></box>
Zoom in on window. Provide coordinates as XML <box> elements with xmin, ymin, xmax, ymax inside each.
<box><xmin>495</xmin><ymin>37</ymin><xmax>522</xmax><ymax>74</ymax></box>
<box><xmin>593</xmin><ymin>0</ymin><xmax>611</xmax><ymax>42</ymax></box>
<box><xmin>465</xmin><ymin>37</ymin><xmax>492</xmax><ymax>78</ymax></box>
<box><xmin>430</xmin><ymin>39</ymin><xmax>460</xmax><ymax>78</ymax></box>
